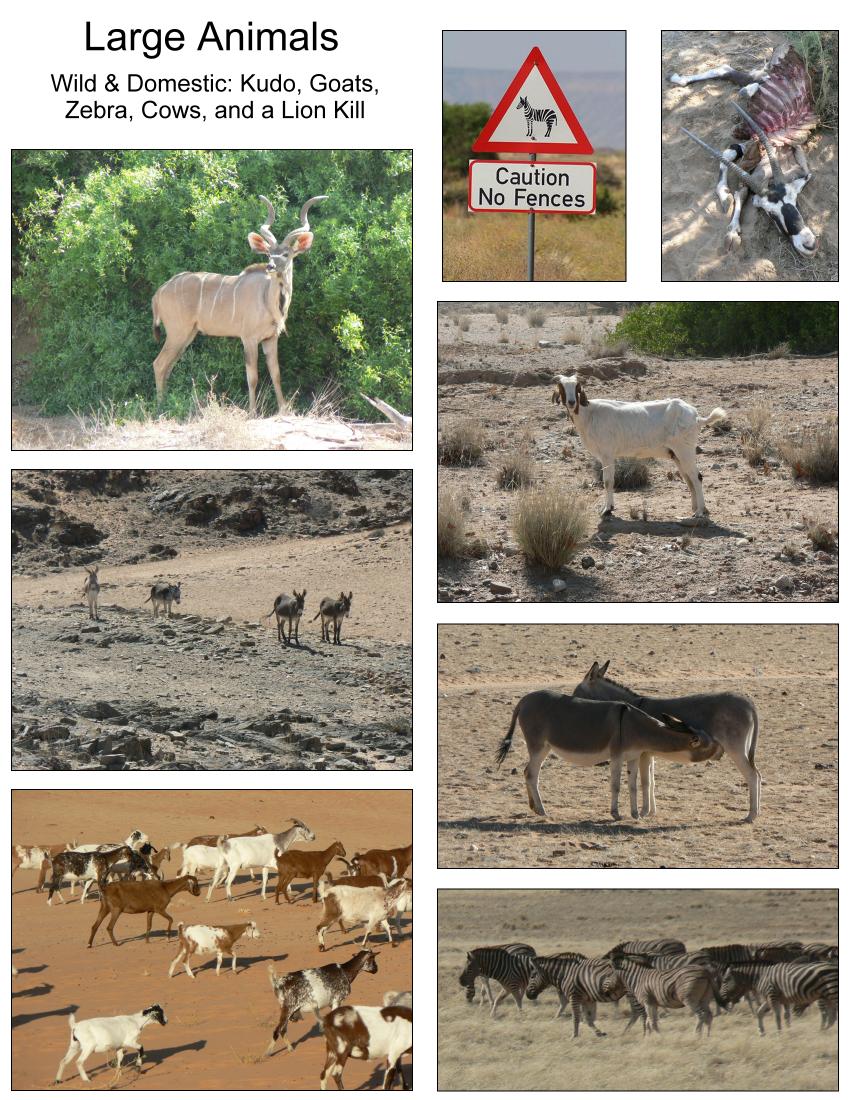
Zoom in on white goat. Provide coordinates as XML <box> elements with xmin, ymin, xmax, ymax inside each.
<box><xmin>207</xmin><ymin>820</ymin><xmax>315</xmax><ymax>901</ymax></box>
<box><xmin>168</xmin><ymin>920</ymin><xmax>260</xmax><ymax>978</ymax></box>
<box><xmin>383</xmin><ymin>990</ymin><xmax>413</xmax><ymax>1008</ymax></box>
<box><xmin>176</xmin><ymin>843</ymin><xmax>225</xmax><ymax>882</ymax></box>
<box><xmin>54</xmin><ymin>1004</ymin><xmax>167</xmax><ymax>1085</ymax></box>
<box><xmin>320</xmin><ymin>1003</ymin><xmax>413</xmax><ymax>1090</ymax></box>
<box><xmin>553</xmin><ymin>374</ymin><xmax>727</xmax><ymax>518</ymax></box>
<box><xmin>317</xmin><ymin>879</ymin><xmax>409</xmax><ymax>950</ymax></box>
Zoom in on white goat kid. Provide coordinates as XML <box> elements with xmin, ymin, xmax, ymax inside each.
<box><xmin>553</xmin><ymin>374</ymin><xmax>727</xmax><ymax>519</ymax></box>
<box><xmin>54</xmin><ymin>1004</ymin><xmax>167</xmax><ymax>1085</ymax></box>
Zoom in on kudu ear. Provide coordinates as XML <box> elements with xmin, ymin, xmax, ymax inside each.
<box><xmin>248</xmin><ymin>232</ymin><xmax>270</xmax><ymax>255</ymax></box>
<box><xmin>286</xmin><ymin>230</ymin><xmax>314</xmax><ymax>254</ymax></box>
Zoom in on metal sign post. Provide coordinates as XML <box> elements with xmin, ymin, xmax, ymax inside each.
<box><xmin>527</xmin><ymin>152</ymin><xmax>536</xmax><ymax>281</ymax></box>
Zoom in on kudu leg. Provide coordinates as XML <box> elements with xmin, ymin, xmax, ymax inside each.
<box><xmin>153</xmin><ymin>327</ymin><xmax>197</xmax><ymax>403</ymax></box>
<box><xmin>261</xmin><ymin>336</ymin><xmax>287</xmax><ymax>414</ymax></box>
<box><xmin>242</xmin><ymin>339</ymin><xmax>260</xmax><ymax>417</ymax></box>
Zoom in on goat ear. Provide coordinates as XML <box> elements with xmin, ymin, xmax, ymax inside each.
<box><xmin>577</xmin><ymin>381</ymin><xmax>589</xmax><ymax>406</ymax></box>
<box><xmin>248</xmin><ymin>232</ymin><xmax>270</xmax><ymax>255</ymax></box>
<box><xmin>553</xmin><ymin>382</ymin><xmax>567</xmax><ymax>406</ymax></box>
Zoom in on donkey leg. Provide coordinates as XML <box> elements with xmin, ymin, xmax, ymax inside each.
<box><xmin>609</xmin><ymin>756</ymin><xmax>623</xmax><ymax>820</ymax></box>
<box><xmin>639</xmin><ymin>753</ymin><xmax>656</xmax><ymax>817</ymax></box>
<box><xmin>726</xmin><ymin>744</ymin><xmax>761</xmax><ymax>823</ymax></box>
<box><xmin>261</xmin><ymin>336</ymin><xmax>287</xmax><ymax>414</ymax></box>
<box><xmin>523</xmin><ymin>747</ymin><xmax>549</xmax><ymax>816</ymax></box>
<box><xmin>627</xmin><ymin>760</ymin><xmax>640</xmax><ymax>819</ymax></box>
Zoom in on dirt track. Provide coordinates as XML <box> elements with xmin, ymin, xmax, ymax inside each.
<box><xmin>12</xmin><ymin>790</ymin><xmax>412</xmax><ymax>1090</ymax></box>
<box><xmin>661</xmin><ymin>31</ymin><xmax>838</xmax><ymax>282</ymax></box>
<box><xmin>437</xmin><ymin>306</ymin><xmax>837</xmax><ymax>603</ymax></box>
<box><xmin>12</xmin><ymin>471</ymin><xmax>412</xmax><ymax>770</ymax></box>
<box><xmin>439</xmin><ymin>889</ymin><xmax>836</xmax><ymax>1091</ymax></box>
<box><xmin>438</xmin><ymin>623</ymin><xmax>837</xmax><ymax>868</ymax></box>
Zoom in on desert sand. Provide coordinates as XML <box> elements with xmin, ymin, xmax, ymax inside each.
<box><xmin>12</xmin><ymin>789</ymin><xmax>412</xmax><ymax>1090</ymax></box>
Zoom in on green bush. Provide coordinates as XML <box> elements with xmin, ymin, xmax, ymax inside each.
<box><xmin>13</xmin><ymin>149</ymin><xmax>411</xmax><ymax>418</ymax></box>
<box><xmin>611</xmin><ymin>302</ymin><xmax>838</xmax><ymax>358</ymax></box>
<box><xmin>443</xmin><ymin>102</ymin><xmax>495</xmax><ymax>179</ymax></box>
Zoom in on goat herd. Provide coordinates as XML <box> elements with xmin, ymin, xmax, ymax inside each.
<box><xmin>83</xmin><ymin>569</ymin><xmax>355</xmax><ymax>647</ymax></box>
<box><xmin>459</xmin><ymin>938</ymin><xmax>838</xmax><ymax>1038</ymax></box>
<box><xmin>12</xmin><ymin>825</ymin><xmax>413</xmax><ymax>1089</ymax></box>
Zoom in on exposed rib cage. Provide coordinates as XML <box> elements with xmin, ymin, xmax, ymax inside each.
<box><xmin>732</xmin><ymin>45</ymin><xmax>817</xmax><ymax>146</ymax></box>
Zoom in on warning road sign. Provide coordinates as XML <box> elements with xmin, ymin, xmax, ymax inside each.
<box><xmin>468</xmin><ymin>160</ymin><xmax>596</xmax><ymax>214</ymax></box>
<box><xmin>472</xmin><ymin>46</ymin><xmax>594</xmax><ymax>155</ymax></box>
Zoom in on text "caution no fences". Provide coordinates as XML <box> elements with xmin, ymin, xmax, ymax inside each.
<box><xmin>467</xmin><ymin>160</ymin><xmax>597</xmax><ymax>214</ymax></box>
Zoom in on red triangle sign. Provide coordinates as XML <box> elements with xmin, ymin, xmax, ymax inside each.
<box><xmin>472</xmin><ymin>46</ymin><xmax>594</xmax><ymax>155</ymax></box>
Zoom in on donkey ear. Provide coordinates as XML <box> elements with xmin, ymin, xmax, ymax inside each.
<box><xmin>248</xmin><ymin>232</ymin><xmax>270</xmax><ymax>255</ymax></box>
<box><xmin>586</xmin><ymin>661</ymin><xmax>600</xmax><ymax>681</ymax></box>
<box><xmin>661</xmin><ymin>713</ymin><xmax>686</xmax><ymax>730</ymax></box>
<box><xmin>598</xmin><ymin>660</ymin><xmax>610</xmax><ymax>677</ymax></box>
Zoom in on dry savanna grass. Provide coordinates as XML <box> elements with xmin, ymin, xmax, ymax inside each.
<box><xmin>438</xmin><ymin>889</ymin><xmax>837</xmax><ymax>1091</ymax></box>
<box><xmin>593</xmin><ymin>457</ymin><xmax>652</xmax><ymax>490</ymax></box>
<box><xmin>779</xmin><ymin>423</ymin><xmax>839</xmax><ymax>484</ymax></box>
<box><xmin>443</xmin><ymin>207</ymin><xmax>625</xmax><ymax>282</ymax></box>
<box><xmin>512</xmin><ymin>488</ymin><xmax>591</xmax><ymax>569</ymax></box>
<box><xmin>439</xmin><ymin>418</ymin><xmax>487</xmax><ymax>466</ymax></box>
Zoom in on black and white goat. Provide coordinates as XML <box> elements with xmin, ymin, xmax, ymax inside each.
<box><xmin>670</xmin><ymin>43</ymin><xmax>818</xmax><ymax>256</ymax></box>
<box><xmin>54</xmin><ymin>1004</ymin><xmax>167</xmax><ymax>1085</ymax></box>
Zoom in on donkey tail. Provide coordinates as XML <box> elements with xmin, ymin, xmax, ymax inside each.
<box><xmin>311</xmin><ymin>610</ymin><xmax>322</xmax><ymax>621</ymax></box>
<box><xmin>748</xmin><ymin>704</ymin><xmax>759</xmax><ymax>768</ymax></box>
<box><xmin>495</xmin><ymin>701</ymin><xmax>522</xmax><ymax>768</ymax></box>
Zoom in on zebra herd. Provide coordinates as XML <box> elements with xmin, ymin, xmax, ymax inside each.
<box><xmin>459</xmin><ymin>938</ymin><xmax>838</xmax><ymax>1038</ymax></box>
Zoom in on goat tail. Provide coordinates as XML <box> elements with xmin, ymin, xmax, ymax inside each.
<box><xmin>495</xmin><ymin>701</ymin><xmax>522</xmax><ymax>768</ymax></box>
<box><xmin>267</xmin><ymin>961</ymin><xmax>279</xmax><ymax>990</ymax></box>
<box><xmin>698</xmin><ymin>406</ymin><xmax>728</xmax><ymax>428</ymax></box>
<box><xmin>68</xmin><ymin>1013</ymin><xmax>76</xmax><ymax>1031</ymax></box>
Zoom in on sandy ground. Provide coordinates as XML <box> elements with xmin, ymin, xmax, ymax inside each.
<box><xmin>661</xmin><ymin>31</ymin><xmax>838</xmax><ymax>282</ymax></box>
<box><xmin>11</xmin><ymin>404</ymin><xmax>410</xmax><ymax>451</ymax></box>
<box><xmin>438</xmin><ymin>889</ymin><xmax>837</xmax><ymax>1091</ymax></box>
<box><xmin>438</xmin><ymin>624</ymin><xmax>837</xmax><ymax>868</ymax></box>
<box><xmin>12</xmin><ymin>789</ymin><xmax>412</xmax><ymax>1090</ymax></box>
<box><xmin>12</xmin><ymin>471</ymin><xmax>412</xmax><ymax>770</ymax></box>
<box><xmin>437</xmin><ymin>306</ymin><xmax>837</xmax><ymax>603</ymax></box>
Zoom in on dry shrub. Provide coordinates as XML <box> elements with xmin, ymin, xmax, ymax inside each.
<box><xmin>593</xmin><ymin>457</ymin><xmax>652</xmax><ymax>490</ymax></box>
<box><xmin>585</xmin><ymin>334</ymin><xmax>628</xmax><ymax>359</ymax></box>
<box><xmin>765</xmin><ymin>340</ymin><xmax>792</xmax><ymax>360</ymax></box>
<box><xmin>496</xmin><ymin>450</ymin><xmax>534</xmax><ymax>490</ymax></box>
<box><xmin>806</xmin><ymin>519</ymin><xmax>837</xmax><ymax>552</ymax></box>
<box><xmin>498</xmin><ymin>333</ymin><xmax>509</xmax><ymax>344</ymax></box>
<box><xmin>437</xmin><ymin>493</ymin><xmax>466</xmax><ymax>559</ymax></box>
<box><xmin>741</xmin><ymin>402</ymin><xmax>772</xmax><ymax>466</ymax></box>
<box><xmin>513</xmin><ymin>488</ymin><xmax>591</xmax><ymax>569</ymax></box>
<box><xmin>494</xmin><ymin>307</ymin><xmax>510</xmax><ymax>324</ymax></box>
<box><xmin>456</xmin><ymin>315</ymin><xmax>471</xmax><ymax>332</ymax></box>
<box><xmin>779</xmin><ymin>424</ymin><xmax>838</xmax><ymax>484</ymax></box>
<box><xmin>561</xmin><ymin>326</ymin><xmax>583</xmax><ymax>345</ymax></box>
<box><xmin>439</xmin><ymin>419</ymin><xmax>486</xmax><ymax>466</ymax></box>
<box><xmin>526</xmin><ymin>308</ymin><xmax>546</xmax><ymax>329</ymax></box>
<box><xmin>711</xmin><ymin>416</ymin><xmax>733</xmax><ymax>435</ymax></box>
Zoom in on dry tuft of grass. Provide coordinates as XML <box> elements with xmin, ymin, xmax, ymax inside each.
<box><xmin>494</xmin><ymin>307</ymin><xmax>510</xmax><ymax>324</ymax></box>
<box><xmin>584</xmin><ymin>334</ymin><xmax>628</xmax><ymax>360</ymax></box>
<box><xmin>765</xmin><ymin>340</ymin><xmax>793</xmax><ymax>359</ymax></box>
<box><xmin>711</xmin><ymin>415</ymin><xmax>733</xmax><ymax>435</ymax></box>
<box><xmin>741</xmin><ymin>402</ymin><xmax>772</xmax><ymax>466</ymax></box>
<box><xmin>526</xmin><ymin>308</ymin><xmax>546</xmax><ymax>329</ymax></box>
<box><xmin>456</xmin><ymin>314</ymin><xmax>471</xmax><ymax>333</ymax></box>
<box><xmin>805</xmin><ymin>519</ymin><xmax>837</xmax><ymax>552</ymax></box>
<box><xmin>496</xmin><ymin>450</ymin><xmax>534</xmax><ymax>490</ymax></box>
<box><xmin>593</xmin><ymin>457</ymin><xmax>652</xmax><ymax>490</ymax></box>
<box><xmin>512</xmin><ymin>488</ymin><xmax>591</xmax><ymax>569</ymax></box>
<box><xmin>439</xmin><ymin>419</ymin><xmax>487</xmax><ymax>466</ymax></box>
<box><xmin>561</xmin><ymin>326</ymin><xmax>583</xmax><ymax>345</ymax></box>
<box><xmin>438</xmin><ymin>492</ymin><xmax>489</xmax><ymax>560</ymax></box>
<box><xmin>498</xmin><ymin>332</ymin><xmax>509</xmax><ymax>344</ymax></box>
<box><xmin>779</xmin><ymin>423</ymin><xmax>838</xmax><ymax>484</ymax></box>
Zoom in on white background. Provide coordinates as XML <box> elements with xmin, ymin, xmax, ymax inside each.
<box><xmin>2</xmin><ymin>3</ymin><xmax>845</xmax><ymax>1098</ymax></box>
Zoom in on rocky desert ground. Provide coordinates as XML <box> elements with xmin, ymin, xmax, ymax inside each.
<box><xmin>437</xmin><ymin>304</ymin><xmax>837</xmax><ymax>603</ymax></box>
<box><xmin>12</xmin><ymin>789</ymin><xmax>412</xmax><ymax>1090</ymax></box>
<box><xmin>438</xmin><ymin>623</ymin><xmax>837</xmax><ymax>868</ymax></box>
<box><xmin>12</xmin><ymin>470</ymin><xmax>412</xmax><ymax>771</ymax></box>
<box><xmin>662</xmin><ymin>31</ymin><xmax>838</xmax><ymax>282</ymax></box>
<box><xmin>439</xmin><ymin>889</ymin><xmax>836</xmax><ymax>1091</ymax></box>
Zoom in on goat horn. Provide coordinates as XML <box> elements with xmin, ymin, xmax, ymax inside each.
<box><xmin>298</xmin><ymin>195</ymin><xmax>328</xmax><ymax>229</ymax></box>
<box><xmin>732</xmin><ymin>102</ymin><xmax>783</xmax><ymax>183</ymax></box>
<box><xmin>680</xmin><ymin>128</ymin><xmax>762</xmax><ymax>193</ymax></box>
<box><xmin>257</xmin><ymin>194</ymin><xmax>278</xmax><ymax>246</ymax></box>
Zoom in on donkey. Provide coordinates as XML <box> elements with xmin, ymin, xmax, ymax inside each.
<box><xmin>670</xmin><ymin>43</ymin><xmax>818</xmax><ymax>256</ymax></box>
<box><xmin>574</xmin><ymin>661</ymin><xmax>761</xmax><ymax>823</ymax></box>
<box><xmin>152</xmin><ymin>194</ymin><xmax>327</xmax><ymax>415</ymax></box>
<box><xmin>313</xmin><ymin>592</ymin><xmax>352</xmax><ymax>645</ymax></box>
<box><xmin>144</xmin><ymin>581</ymin><xmax>182</xmax><ymax>619</ymax></box>
<box><xmin>83</xmin><ymin>567</ymin><xmax>100</xmax><ymax>621</ymax></box>
<box><xmin>265</xmin><ymin>590</ymin><xmax>306</xmax><ymax>646</ymax></box>
<box><xmin>496</xmin><ymin>691</ymin><xmax>723</xmax><ymax>820</ymax></box>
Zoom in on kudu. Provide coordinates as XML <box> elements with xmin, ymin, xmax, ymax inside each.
<box><xmin>152</xmin><ymin>194</ymin><xmax>327</xmax><ymax>416</ymax></box>
<box><xmin>671</xmin><ymin>44</ymin><xmax>818</xmax><ymax>256</ymax></box>
<box><xmin>574</xmin><ymin>660</ymin><xmax>761</xmax><ymax>822</ymax></box>
<box><xmin>496</xmin><ymin>690</ymin><xmax>722</xmax><ymax>820</ymax></box>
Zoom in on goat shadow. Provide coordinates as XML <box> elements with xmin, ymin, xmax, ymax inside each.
<box><xmin>12</xmin><ymin>1003</ymin><xmax>78</xmax><ymax>1029</ymax></box>
<box><xmin>68</xmin><ymin>1041</ymin><xmax>207</xmax><ymax>1089</ymax></box>
<box><xmin>171</xmin><ymin>951</ymin><xmax>289</xmax><ymax>977</ymax></box>
<box><xmin>141</xmin><ymin>1039</ymin><xmax>207</xmax><ymax>1068</ymax></box>
<box><xmin>361</xmin><ymin>1062</ymin><xmax>412</xmax><ymax>1091</ymax></box>
<box><xmin>322</xmin><ymin>930</ymin><xmax>411</xmax><ymax>952</ymax></box>
<box><xmin>595</xmin><ymin>515</ymin><xmax>746</xmax><ymax>540</ymax></box>
<box><xmin>12</xmin><ymin>982</ymin><xmax>54</xmax><ymax>999</ymax></box>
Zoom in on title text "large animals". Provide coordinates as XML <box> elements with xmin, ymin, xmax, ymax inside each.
<box><xmin>84</xmin><ymin>22</ymin><xmax>339</xmax><ymax>61</ymax></box>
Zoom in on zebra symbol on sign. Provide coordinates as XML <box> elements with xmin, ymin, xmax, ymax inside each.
<box><xmin>516</xmin><ymin>96</ymin><xmax>558</xmax><ymax>140</ymax></box>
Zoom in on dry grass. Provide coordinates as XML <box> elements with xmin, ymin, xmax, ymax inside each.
<box><xmin>494</xmin><ymin>307</ymin><xmax>510</xmax><ymax>325</ymax></box>
<box><xmin>438</xmin><ymin>492</ymin><xmax>489</xmax><ymax>560</ymax></box>
<box><xmin>561</xmin><ymin>325</ymin><xmax>583</xmax><ymax>345</ymax></box>
<box><xmin>495</xmin><ymin>450</ymin><xmax>534</xmax><ymax>490</ymax></box>
<box><xmin>593</xmin><ymin>457</ymin><xmax>652</xmax><ymax>490</ymax></box>
<box><xmin>443</xmin><ymin>201</ymin><xmax>625</xmax><ymax>282</ymax></box>
<box><xmin>585</xmin><ymin>334</ymin><xmax>628</xmax><ymax>359</ymax></box>
<box><xmin>512</xmin><ymin>488</ymin><xmax>591</xmax><ymax>569</ymax></box>
<box><xmin>779</xmin><ymin>423</ymin><xmax>838</xmax><ymax>484</ymax></box>
<box><xmin>526</xmin><ymin>308</ymin><xmax>546</xmax><ymax>329</ymax></box>
<box><xmin>439</xmin><ymin>889</ymin><xmax>837</xmax><ymax>1092</ymax></box>
<box><xmin>806</xmin><ymin>519</ymin><xmax>837</xmax><ymax>552</ymax></box>
<box><xmin>741</xmin><ymin>402</ymin><xmax>773</xmax><ymax>466</ymax></box>
<box><xmin>456</xmin><ymin>314</ymin><xmax>471</xmax><ymax>333</ymax></box>
<box><xmin>439</xmin><ymin>419</ymin><xmax>487</xmax><ymax>466</ymax></box>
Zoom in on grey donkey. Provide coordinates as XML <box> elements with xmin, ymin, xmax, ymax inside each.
<box><xmin>83</xmin><ymin>566</ymin><xmax>100</xmax><ymax>621</ymax></box>
<box><xmin>312</xmin><ymin>592</ymin><xmax>353</xmax><ymax>645</ymax></box>
<box><xmin>265</xmin><ymin>589</ymin><xmax>307</xmax><ymax>646</ymax></box>
<box><xmin>144</xmin><ymin>581</ymin><xmax>182</xmax><ymax>619</ymax></box>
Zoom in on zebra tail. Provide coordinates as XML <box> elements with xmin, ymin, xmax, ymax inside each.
<box><xmin>495</xmin><ymin>702</ymin><xmax>522</xmax><ymax>768</ymax></box>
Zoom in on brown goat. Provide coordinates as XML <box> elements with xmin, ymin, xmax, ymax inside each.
<box><xmin>88</xmin><ymin>875</ymin><xmax>200</xmax><ymax>948</ymax></box>
<box><xmin>273</xmin><ymin>841</ymin><xmax>346</xmax><ymax>905</ymax></box>
<box><xmin>149</xmin><ymin>848</ymin><xmax>172</xmax><ymax>878</ymax></box>
<box><xmin>342</xmin><ymin>844</ymin><xmax>412</xmax><ymax>879</ymax></box>
<box><xmin>184</xmin><ymin>824</ymin><xmax>266</xmax><ymax>848</ymax></box>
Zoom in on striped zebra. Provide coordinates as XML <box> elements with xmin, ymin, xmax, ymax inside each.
<box><xmin>459</xmin><ymin>944</ymin><xmax>536</xmax><ymax>1016</ymax></box>
<box><xmin>798</xmin><ymin>943</ymin><xmax>838</xmax><ymax>961</ymax></box>
<box><xmin>611</xmin><ymin>954</ymin><xmax>717</xmax><ymax>1037</ymax></box>
<box><xmin>605</xmin><ymin>939</ymin><xmax>686</xmax><ymax>959</ymax></box>
<box><xmin>527</xmin><ymin>954</ymin><xmax>628</xmax><ymax>1038</ymax></box>
<box><xmin>720</xmin><ymin>961</ymin><xmax>838</xmax><ymax>1033</ymax></box>
<box><xmin>516</xmin><ymin>96</ymin><xmax>558</xmax><ymax>140</ymax></box>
